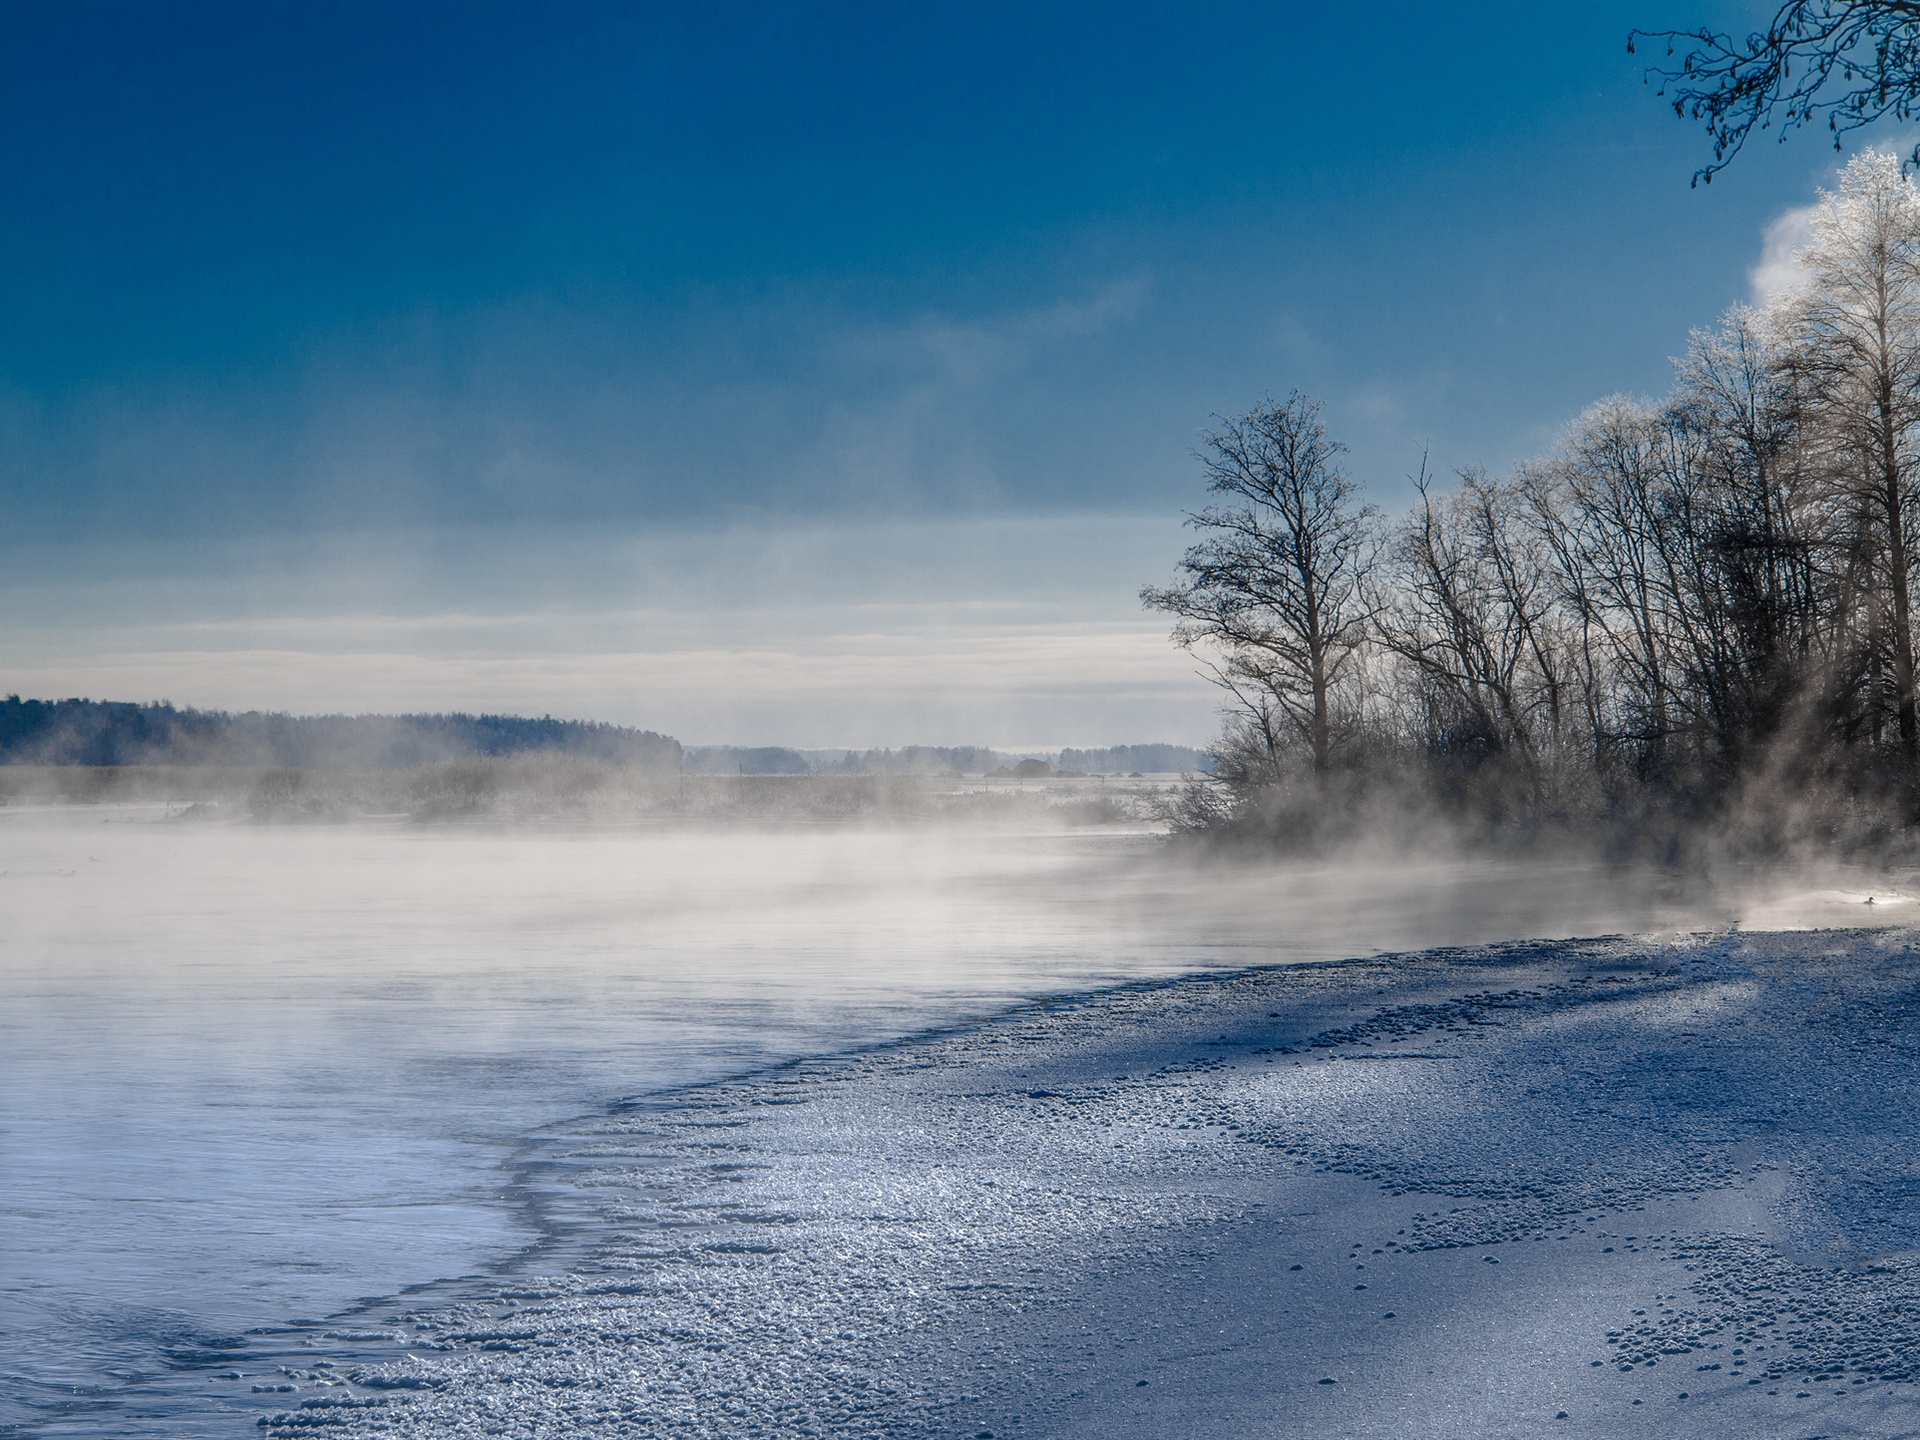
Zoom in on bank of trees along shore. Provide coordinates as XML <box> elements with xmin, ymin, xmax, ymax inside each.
<box><xmin>1149</xmin><ymin>152</ymin><xmax>1920</xmax><ymax>851</ymax></box>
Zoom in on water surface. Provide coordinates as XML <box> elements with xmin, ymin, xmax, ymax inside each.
<box><xmin>0</xmin><ymin>809</ymin><xmax>1735</xmax><ymax>1433</ymax></box>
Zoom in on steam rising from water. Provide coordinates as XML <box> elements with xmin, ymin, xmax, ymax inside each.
<box><xmin>0</xmin><ymin>806</ymin><xmax>1897</xmax><ymax>1430</ymax></box>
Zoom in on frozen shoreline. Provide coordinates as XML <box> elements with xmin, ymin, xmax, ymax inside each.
<box><xmin>247</xmin><ymin>926</ymin><xmax>1920</xmax><ymax>1439</ymax></box>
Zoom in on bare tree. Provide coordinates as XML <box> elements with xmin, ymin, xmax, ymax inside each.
<box><xmin>1523</xmin><ymin>397</ymin><xmax>1681</xmax><ymax>773</ymax></box>
<box><xmin>1634</xmin><ymin>2</ymin><xmax>1920</xmax><ymax>184</ymax></box>
<box><xmin>1668</xmin><ymin>309</ymin><xmax>1828</xmax><ymax>754</ymax></box>
<box><xmin>1141</xmin><ymin>162</ymin><xmax>1920</xmax><ymax>840</ymax></box>
<box><xmin>1378</xmin><ymin>468</ymin><xmax>1575</xmax><ymax>806</ymax></box>
<box><xmin>1781</xmin><ymin>150</ymin><xmax>1920</xmax><ymax>760</ymax></box>
<box><xmin>1143</xmin><ymin>392</ymin><xmax>1379</xmax><ymax>779</ymax></box>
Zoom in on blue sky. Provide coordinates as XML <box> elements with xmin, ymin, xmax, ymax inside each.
<box><xmin>0</xmin><ymin>1</ymin><xmax>1869</xmax><ymax>745</ymax></box>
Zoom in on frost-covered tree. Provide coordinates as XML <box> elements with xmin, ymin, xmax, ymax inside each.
<box><xmin>1780</xmin><ymin>150</ymin><xmax>1920</xmax><ymax>758</ymax></box>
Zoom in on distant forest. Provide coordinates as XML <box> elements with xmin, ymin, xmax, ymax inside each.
<box><xmin>0</xmin><ymin>696</ymin><xmax>1209</xmax><ymax>779</ymax></box>
<box><xmin>0</xmin><ymin>696</ymin><xmax>682</xmax><ymax>770</ymax></box>
<box><xmin>1148</xmin><ymin>153</ymin><xmax>1920</xmax><ymax>854</ymax></box>
<box><xmin>683</xmin><ymin>743</ymin><xmax>1212</xmax><ymax>776</ymax></box>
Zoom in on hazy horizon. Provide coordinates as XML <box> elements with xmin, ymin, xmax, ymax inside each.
<box><xmin>0</xmin><ymin>1</ymin><xmax>1854</xmax><ymax>747</ymax></box>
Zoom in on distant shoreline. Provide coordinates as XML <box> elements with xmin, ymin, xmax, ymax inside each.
<box><xmin>0</xmin><ymin>760</ymin><xmax>1189</xmax><ymax>825</ymax></box>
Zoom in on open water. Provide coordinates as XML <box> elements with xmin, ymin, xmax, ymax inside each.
<box><xmin>0</xmin><ymin>807</ymin><xmax>1725</xmax><ymax>1435</ymax></box>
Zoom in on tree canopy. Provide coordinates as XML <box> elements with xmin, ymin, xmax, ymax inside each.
<box><xmin>1151</xmin><ymin>153</ymin><xmax>1920</xmax><ymax>849</ymax></box>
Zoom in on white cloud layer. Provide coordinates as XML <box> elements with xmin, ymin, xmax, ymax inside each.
<box><xmin>0</xmin><ymin>515</ymin><xmax>1218</xmax><ymax>749</ymax></box>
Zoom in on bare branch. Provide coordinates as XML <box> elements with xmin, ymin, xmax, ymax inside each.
<box><xmin>1636</xmin><ymin>2</ymin><xmax>1920</xmax><ymax>183</ymax></box>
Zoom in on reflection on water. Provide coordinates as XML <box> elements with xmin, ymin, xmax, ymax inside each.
<box><xmin>0</xmin><ymin>808</ymin><xmax>1770</xmax><ymax>1433</ymax></box>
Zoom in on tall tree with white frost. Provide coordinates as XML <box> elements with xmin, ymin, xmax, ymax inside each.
<box><xmin>1780</xmin><ymin>150</ymin><xmax>1920</xmax><ymax>761</ymax></box>
<box><xmin>1144</xmin><ymin>392</ymin><xmax>1378</xmax><ymax>779</ymax></box>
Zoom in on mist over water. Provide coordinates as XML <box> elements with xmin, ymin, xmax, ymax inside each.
<box><xmin>0</xmin><ymin>807</ymin><xmax>1863</xmax><ymax>1433</ymax></box>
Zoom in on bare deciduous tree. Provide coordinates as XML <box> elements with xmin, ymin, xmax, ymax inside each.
<box><xmin>1148</xmin><ymin>157</ymin><xmax>1920</xmax><ymax>844</ymax></box>
<box><xmin>1143</xmin><ymin>392</ymin><xmax>1379</xmax><ymax>779</ymax></box>
<box><xmin>1783</xmin><ymin>150</ymin><xmax>1920</xmax><ymax>758</ymax></box>
<box><xmin>1523</xmin><ymin>397</ymin><xmax>1681</xmax><ymax>774</ymax></box>
<box><xmin>1379</xmin><ymin>467</ymin><xmax>1576</xmax><ymax>809</ymax></box>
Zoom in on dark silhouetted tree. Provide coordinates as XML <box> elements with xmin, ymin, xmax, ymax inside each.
<box><xmin>1635</xmin><ymin>2</ymin><xmax>1920</xmax><ymax>183</ymax></box>
<box><xmin>1143</xmin><ymin>392</ymin><xmax>1379</xmax><ymax>780</ymax></box>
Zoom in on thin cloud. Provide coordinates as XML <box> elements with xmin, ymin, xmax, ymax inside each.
<box><xmin>844</xmin><ymin>279</ymin><xmax>1151</xmax><ymax>383</ymax></box>
<box><xmin>0</xmin><ymin>512</ymin><xmax>1214</xmax><ymax>748</ymax></box>
<box><xmin>1750</xmin><ymin>202</ymin><xmax>1817</xmax><ymax>306</ymax></box>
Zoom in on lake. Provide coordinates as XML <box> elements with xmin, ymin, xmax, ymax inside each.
<box><xmin>0</xmin><ymin>808</ymin><xmax>1732</xmax><ymax>1435</ymax></box>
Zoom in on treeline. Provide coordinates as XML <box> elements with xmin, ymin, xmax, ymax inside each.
<box><xmin>684</xmin><ymin>743</ymin><xmax>1213</xmax><ymax>776</ymax></box>
<box><xmin>0</xmin><ymin>696</ymin><xmax>1209</xmax><ymax>781</ymax></box>
<box><xmin>0</xmin><ymin>696</ymin><xmax>681</xmax><ymax>771</ymax></box>
<box><xmin>814</xmin><ymin>743</ymin><xmax>1211</xmax><ymax>775</ymax></box>
<box><xmin>682</xmin><ymin>745</ymin><xmax>1014</xmax><ymax>776</ymax></box>
<box><xmin>805</xmin><ymin>745</ymin><xmax>1016</xmax><ymax>775</ymax></box>
<box><xmin>1148</xmin><ymin>152</ymin><xmax>1920</xmax><ymax>853</ymax></box>
<box><xmin>1056</xmin><ymin>744</ymin><xmax>1211</xmax><ymax>774</ymax></box>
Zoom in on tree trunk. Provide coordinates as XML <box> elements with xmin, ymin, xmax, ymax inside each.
<box><xmin>1879</xmin><ymin>372</ymin><xmax>1919</xmax><ymax>762</ymax></box>
<box><xmin>1886</xmin><ymin>474</ymin><xmax>1917</xmax><ymax>760</ymax></box>
<box><xmin>1310</xmin><ymin>652</ymin><xmax>1330</xmax><ymax>777</ymax></box>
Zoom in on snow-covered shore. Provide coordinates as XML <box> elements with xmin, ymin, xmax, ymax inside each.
<box><xmin>269</xmin><ymin>929</ymin><xmax>1920</xmax><ymax>1439</ymax></box>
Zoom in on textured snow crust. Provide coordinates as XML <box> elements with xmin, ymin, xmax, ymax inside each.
<box><xmin>263</xmin><ymin>930</ymin><xmax>1920</xmax><ymax>1438</ymax></box>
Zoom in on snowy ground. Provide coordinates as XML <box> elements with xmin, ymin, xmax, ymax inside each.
<box><xmin>257</xmin><ymin>928</ymin><xmax>1920</xmax><ymax>1439</ymax></box>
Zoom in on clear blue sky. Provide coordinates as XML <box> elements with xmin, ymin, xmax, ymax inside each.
<box><xmin>0</xmin><ymin>1</ymin><xmax>1865</xmax><ymax>744</ymax></box>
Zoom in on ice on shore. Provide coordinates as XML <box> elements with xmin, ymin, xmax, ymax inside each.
<box><xmin>256</xmin><ymin>928</ymin><xmax>1920</xmax><ymax>1439</ymax></box>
